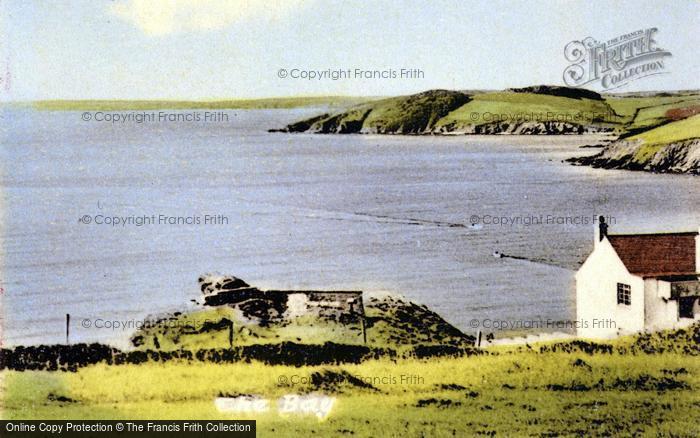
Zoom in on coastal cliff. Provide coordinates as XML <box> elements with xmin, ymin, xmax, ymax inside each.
<box><xmin>572</xmin><ymin>139</ymin><xmax>700</xmax><ymax>174</ymax></box>
<box><xmin>432</xmin><ymin>120</ymin><xmax>607</xmax><ymax>135</ymax></box>
<box><xmin>569</xmin><ymin>114</ymin><xmax>700</xmax><ymax>174</ymax></box>
<box><xmin>279</xmin><ymin>89</ymin><xmax>471</xmax><ymax>134</ymax></box>
<box><xmin>274</xmin><ymin>85</ymin><xmax>617</xmax><ymax>135</ymax></box>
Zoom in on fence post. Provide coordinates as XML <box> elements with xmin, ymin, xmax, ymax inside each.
<box><xmin>361</xmin><ymin>317</ymin><xmax>367</xmax><ymax>345</ymax></box>
<box><xmin>228</xmin><ymin>320</ymin><xmax>234</xmax><ymax>349</ymax></box>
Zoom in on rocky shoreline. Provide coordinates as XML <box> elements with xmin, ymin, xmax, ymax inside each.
<box><xmin>569</xmin><ymin>138</ymin><xmax>700</xmax><ymax>174</ymax></box>
<box><xmin>274</xmin><ymin>120</ymin><xmax>611</xmax><ymax>136</ymax></box>
<box><xmin>431</xmin><ymin>121</ymin><xmax>611</xmax><ymax>135</ymax></box>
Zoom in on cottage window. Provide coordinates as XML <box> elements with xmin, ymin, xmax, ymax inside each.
<box><xmin>617</xmin><ymin>283</ymin><xmax>631</xmax><ymax>305</ymax></box>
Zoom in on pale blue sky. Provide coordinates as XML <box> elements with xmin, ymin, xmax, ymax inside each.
<box><xmin>1</xmin><ymin>0</ymin><xmax>698</xmax><ymax>100</ymax></box>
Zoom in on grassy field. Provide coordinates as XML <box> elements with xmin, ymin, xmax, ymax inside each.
<box><xmin>3</xmin><ymin>321</ymin><xmax>700</xmax><ymax>436</ymax></box>
<box><xmin>2</xmin><ymin>344</ymin><xmax>699</xmax><ymax>436</ymax></box>
<box><xmin>626</xmin><ymin>114</ymin><xmax>700</xmax><ymax>163</ymax></box>
<box><xmin>438</xmin><ymin>90</ymin><xmax>700</xmax><ymax>133</ymax></box>
<box><xmin>604</xmin><ymin>93</ymin><xmax>700</xmax><ymax>129</ymax></box>
<box><xmin>630</xmin><ymin>114</ymin><xmax>700</xmax><ymax>146</ymax></box>
<box><xmin>434</xmin><ymin>92</ymin><xmax>617</xmax><ymax>129</ymax></box>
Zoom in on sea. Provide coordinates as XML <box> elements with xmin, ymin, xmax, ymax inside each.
<box><xmin>2</xmin><ymin>107</ymin><xmax>699</xmax><ymax>346</ymax></box>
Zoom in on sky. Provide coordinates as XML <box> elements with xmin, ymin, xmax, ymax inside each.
<box><xmin>1</xmin><ymin>0</ymin><xmax>698</xmax><ymax>100</ymax></box>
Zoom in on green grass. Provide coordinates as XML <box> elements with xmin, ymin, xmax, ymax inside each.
<box><xmin>572</xmin><ymin>93</ymin><xmax>700</xmax><ymax>171</ymax></box>
<box><xmin>434</xmin><ymin>92</ymin><xmax>617</xmax><ymax>129</ymax></box>
<box><xmin>3</xmin><ymin>350</ymin><xmax>699</xmax><ymax>436</ymax></box>
<box><xmin>31</xmin><ymin>96</ymin><xmax>379</xmax><ymax>111</ymax></box>
<box><xmin>627</xmin><ymin>96</ymin><xmax>700</xmax><ymax>130</ymax></box>
<box><xmin>359</xmin><ymin>90</ymin><xmax>469</xmax><ymax>133</ymax></box>
<box><xmin>629</xmin><ymin>115</ymin><xmax>700</xmax><ymax>146</ymax></box>
<box><xmin>132</xmin><ymin>307</ymin><xmax>368</xmax><ymax>350</ymax></box>
<box><xmin>3</xmin><ymin>323</ymin><xmax>699</xmax><ymax>435</ymax></box>
<box><xmin>604</xmin><ymin>95</ymin><xmax>695</xmax><ymax>120</ymax></box>
<box><xmin>281</xmin><ymin>89</ymin><xmax>700</xmax><ymax>137</ymax></box>
<box><xmin>627</xmin><ymin>114</ymin><xmax>700</xmax><ymax>162</ymax></box>
<box><xmin>294</xmin><ymin>90</ymin><xmax>470</xmax><ymax>134</ymax></box>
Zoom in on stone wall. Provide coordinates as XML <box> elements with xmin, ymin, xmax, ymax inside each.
<box><xmin>198</xmin><ymin>275</ymin><xmax>363</xmax><ymax>322</ymax></box>
<box><xmin>274</xmin><ymin>291</ymin><xmax>363</xmax><ymax>321</ymax></box>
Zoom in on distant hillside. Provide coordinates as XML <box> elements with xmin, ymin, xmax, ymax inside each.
<box><xmin>568</xmin><ymin>91</ymin><xmax>700</xmax><ymax>174</ymax></box>
<box><xmin>32</xmin><ymin>96</ymin><xmax>379</xmax><ymax>111</ymax></box>
<box><xmin>509</xmin><ymin>85</ymin><xmax>603</xmax><ymax>101</ymax></box>
<box><xmin>432</xmin><ymin>90</ymin><xmax>615</xmax><ymax>134</ymax></box>
<box><xmin>276</xmin><ymin>85</ymin><xmax>619</xmax><ymax>135</ymax></box>
<box><xmin>275</xmin><ymin>90</ymin><xmax>470</xmax><ymax>134</ymax></box>
<box><xmin>271</xmin><ymin>86</ymin><xmax>700</xmax><ymax>174</ymax></box>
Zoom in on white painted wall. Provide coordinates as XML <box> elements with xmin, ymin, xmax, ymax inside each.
<box><xmin>285</xmin><ymin>293</ymin><xmax>309</xmax><ymax>319</ymax></box>
<box><xmin>576</xmin><ymin>237</ymin><xmax>645</xmax><ymax>338</ymax></box>
<box><xmin>643</xmin><ymin>279</ymin><xmax>679</xmax><ymax>330</ymax></box>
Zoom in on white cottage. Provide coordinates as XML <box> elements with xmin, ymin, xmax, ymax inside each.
<box><xmin>576</xmin><ymin>220</ymin><xmax>700</xmax><ymax>338</ymax></box>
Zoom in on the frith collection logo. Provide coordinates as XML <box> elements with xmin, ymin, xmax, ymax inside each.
<box><xmin>563</xmin><ymin>28</ymin><xmax>672</xmax><ymax>90</ymax></box>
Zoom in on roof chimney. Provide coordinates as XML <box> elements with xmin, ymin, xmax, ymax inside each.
<box><xmin>595</xmin><ymin>215</ymin><xmax>608</xmax><ymax>247</ymax></box>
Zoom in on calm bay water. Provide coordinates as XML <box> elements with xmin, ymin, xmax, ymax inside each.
<box><xmin>2</xmin><ymin>108</ymin><xmax>699</xmax><ymax>346</ymax></box>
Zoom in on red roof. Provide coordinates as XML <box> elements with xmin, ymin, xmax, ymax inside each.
<box><xmin>607</xmin><ymin>232</ymin><xmax>698</xmax><ymax>277</ymax></box>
